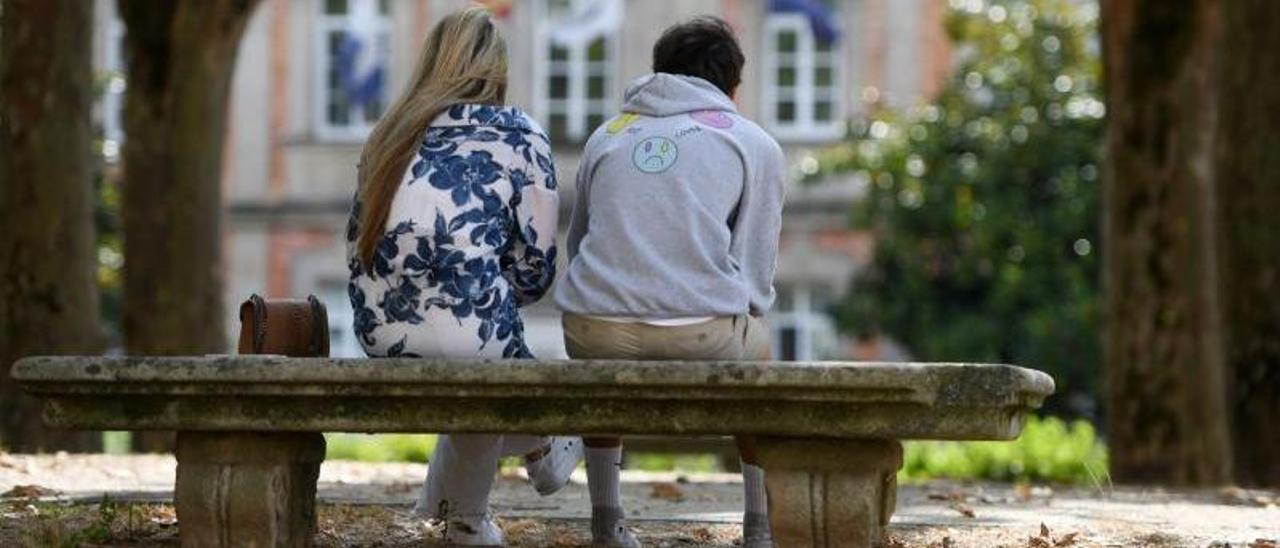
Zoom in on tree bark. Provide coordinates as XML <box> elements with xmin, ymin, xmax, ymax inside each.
<box><xmin>1214</xmin><ymin>0</ymin><xmax>1280</xmax><ymax>488</ymax></box>
<box><xmin>1102</xmin><ymin>0</ymin><xmax>1232</xmax><ymax>486</ymax></box>
<box><xmin>1104</xmin><ymin>0</ymin><xmax>1280</xmax><ymax>487</ymax></box>
<box><xmin>0</xmin><ymin>0</ymin><xmax>104</xmax><ymax>453</ymax></box>
<box><xmin>118</xmin><ymin>0</ymin><xmax>260</xmax><ymax>452</ymax></box>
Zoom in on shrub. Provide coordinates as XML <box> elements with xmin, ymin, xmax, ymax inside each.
<box><xmin>900</xmin><ymin>415</ymin><xmax>1108</xmax><ymax>484</ymax></box>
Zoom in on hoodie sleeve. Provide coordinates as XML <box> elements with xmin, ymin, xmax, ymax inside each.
<box><xmin>730</xmin><ymin>137</ymin><xmax>786</xmax><ymax>316</ymax></box>
<box><xmin>504</xmin><ymin>130</ymin><xmax>560</xmax><ymax>305</ymax></box>
<box><xmin>565</xmin><ymin>130</ymin><xmax>603</xmax><ymax>262</ymax></box>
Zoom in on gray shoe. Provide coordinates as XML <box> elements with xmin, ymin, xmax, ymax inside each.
<box><xmin>591</xmin><ymin>506</ymin><xmax>641</xmax><ymax>547</ymax></box>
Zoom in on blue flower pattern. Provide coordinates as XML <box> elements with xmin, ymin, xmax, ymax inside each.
<box><xmin>347</xmin><ymin>105</ymin><xmax>559</xmax><ymax>359</ymax></box>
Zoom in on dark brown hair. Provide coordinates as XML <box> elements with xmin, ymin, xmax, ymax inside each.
<box><xmin>652</xmin><ymin>16</ymin><xmax>745</xmax><ymax>96</ymax></box>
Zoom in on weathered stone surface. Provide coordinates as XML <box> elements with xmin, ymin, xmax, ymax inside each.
<box><xmin>175</xmin><ymin>431</ymin><xmax>325</xmax><ymax>547</ymax></box>
<box><xmin>12</xmin><ymin>356</ymin><xmax>1053</xmax><ymax>440</ymax></box>
<box><xmin>757</xmin><ymin>438</ymin><xmax>902</xmax><ymax>547</ymax></box>
<box><xmin>12</xmin><ymin>356</ymin><xmax>1053</xmax><ymax>547</ymax></box>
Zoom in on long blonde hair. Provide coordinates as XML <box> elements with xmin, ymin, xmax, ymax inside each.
<box><xmin>356</xmin><ymin>7</ymin><xmax>508</xmax><ymax>269</ymax></box>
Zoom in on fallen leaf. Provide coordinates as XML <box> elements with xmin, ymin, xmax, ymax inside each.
<box><xmin>1028</xmin><ymin>523</ymin><xmax>1054</xmax><ymax>548</ymax></box>
<box><xmin>1</xmin><ymin>484</ymin><xmax>57</xmax><ymax>499</ymax></box>
<box><xmin>650</xmin><ymin>482</ymin><xmax>685</xmax><ymax>501</ymax></box>
<box><xmin>1220</xmin><ymin>486</ymin><xmax>1250</xmax><ymax>505</ymax></box>
<box><xmin>949</xmin><ymin>502</ymin><xmax>976</xmax><ymax>518</ymax></box>
<box><xmin>1015</xmin><ymin>483</ymin><xmax>1033</xmax><ymax>501</ymax></box>
<box><xmin>928</xmin><ymin>490</ymin><xmax>968</xmax><ymax>502</ymax></box>
<box><xmin>383</xmin><ymin>482</ymin><xmax>413</xmax><ymax>494</ymax></box>
<box><xmin>551</xmin><ymin>530</ymin><xmax>580</xmax><ymax>547</ymax></box>
<box><xmin>502</xmin><ymin>518</ymin><xmax>546</xmax><ymax>540</ymax></box>
<box><xmin>685</xmin><ymin>526</ymin><xmax>716</xmax><ymax>543</ymax></box>
<box><xmin>1055</xmin><ymin>532</ymin><xmax>1079</xmax><ymax>546</ymax></box>
<box><xmin>145</xmin><ymin>505</ymin><xmax>178</xmax><ymax>526</ymax></box>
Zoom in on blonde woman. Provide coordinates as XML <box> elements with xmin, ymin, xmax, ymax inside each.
<box><xmin>346</xmin><ymin>8</ymin><xmax>580</xmax><ymax>545</ymax></box>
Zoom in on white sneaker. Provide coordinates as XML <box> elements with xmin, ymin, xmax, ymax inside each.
<box><xmin>525</xmin><ymin>436</ymin><xmax>583</xmax><ymax>496</ymax></box>
<box><xmin>441</xmin><ymin>514</ymin><xmax>505</xmax><ymax>546</ymax></box>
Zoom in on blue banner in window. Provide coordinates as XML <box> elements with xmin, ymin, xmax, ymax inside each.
<box><xmin>336</xmin><ymin>33</ymin><xmax>385</xmax><ymax>109</ymax></box>
<box><xmin>769</xmin><ymin>0</ymin><xmax>841</xmax><ymax>44</ymax></box>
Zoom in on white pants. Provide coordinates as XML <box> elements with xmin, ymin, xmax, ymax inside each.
<box><xmin>414</xmin><ymin>434</ymin><xmax>547</xmax><ymax>518</ymax></box>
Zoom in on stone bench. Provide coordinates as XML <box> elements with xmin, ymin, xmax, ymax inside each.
<box><xmin>12</xmin><ymin>356</ymin><xmax>1054</xmax><ymax>547</ymax></box>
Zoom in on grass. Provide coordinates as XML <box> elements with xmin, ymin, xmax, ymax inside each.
<box><xmin>315</xmin><ymin>417</ymin><xmax>1108</xmax><ymax>484</ymax></box>
<box><xmin>324</xmin><ymin>433</ymin><xmax>437</xmax><ymax>463</ymax></box>
<box><xmin>625</xmin><ymin>453</ymin><xmax>722</xmax><ymax>473</ymax></box>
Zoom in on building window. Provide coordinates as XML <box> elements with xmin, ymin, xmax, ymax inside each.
<box><xmin>769</xmin><ymin>285</ymin><xmax>839</xmax><ymax>361</ymax></box>
<box><xmin>536</xmin><ymin>0</ymin><xmax>622</xmax><ymax>142</ymax></box>
<box><xmin>319</xmin><ymin>284</ymin><xmax>366</xmax><ymax>358</ymax></box>
<box><xmin>315</xmin><ymin>0</ymin><xmax>390</xmax><ymax>142</ymax></box>
<box><xmin>763</xmin><ymin>8</ymin><xmax>844</xmax><ymax>141</ymax></box>
<box><xmin>101</xmin><ymin>14</ymin><xmax>126</xmax><ymax>163</ymax></box>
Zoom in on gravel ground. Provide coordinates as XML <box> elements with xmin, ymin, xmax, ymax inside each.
<box><xmin>2</xmin><ymin>453</ymin><xmax>1278</xmax><ymax>547</ymax></box>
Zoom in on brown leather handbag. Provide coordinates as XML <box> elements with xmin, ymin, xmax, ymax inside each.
<box><xmin>236</xmin><ymin>294</ymin><xmax>331</xmax><ymax>357</ymax></box>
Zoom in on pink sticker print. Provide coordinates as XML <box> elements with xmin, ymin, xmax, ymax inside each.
<box><xmin>690</xmin><ymin>110</ymin><xmax>734</xmax><ymax>129</ymax></box>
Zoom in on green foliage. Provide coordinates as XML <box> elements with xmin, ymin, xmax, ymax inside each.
<box><xmin>320</xmin><ymin>422</ymin><xmax>1104</xmax><ymax>484</ymax></box>
<box><xmin>900</xmin><ymin>415</ymin><xmax>1108</xmax><ymax>484</ymax></box>
<box><xmin>625</xmin><ymin>453</ymin><xmax>721</xmax><ymax>473</ymax></box>
<box><xmin>325</xmin><ymin>433</ymin><xmax>437</xmax><ymax>463</ymax></box>
<box><xmin>322</xmin><ymin>435</ymin><xmax>719</xmax><ymax>473</ymax></box>
<box><xmin>102</xmin><ymin>431</ymin><xmax>132</xmax><ymax>455</ymax></box>
<box><xmin>814</xmin><ymin>0</ymin><xmax>1104</xmax><ymax>414</ymax></box>
<box><xmin>92</xmin><ymin>72</ymin><xmax>124</xmax><ymax>346</ymax></box>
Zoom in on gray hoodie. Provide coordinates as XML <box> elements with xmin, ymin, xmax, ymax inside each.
<box><xmin>554</xmin><ymin>73</ymin><xmax>786</xmax><ymax>318</ymax></box>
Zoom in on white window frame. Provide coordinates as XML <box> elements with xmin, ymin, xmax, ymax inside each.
<box><xmin>102</xmin><ymin>14</ymin><xmax>126</xmax><ymax>159</ymax></box>
<box><xmin>313</xmin><ymin>0</ymin><xmax>391</xmax><ymax>143</ymax></box>
<box><xmin>318</xmin><ymin>283</ymin><xmax>366</xmax><ymax>358</ymax></box>
<box><xmin>763</xmin><ymin>12</ymin><xmax>845</xmax><ymax>142</ymax></box>
<box><xmin>533</xmin><ymin>0</ymin><xmax>621</xmax><ymax>142</ymax></box>
<box><xmin>770</xmin><ymin>285</ymin><xmax>839</xmax><ymax>361</ymax></box>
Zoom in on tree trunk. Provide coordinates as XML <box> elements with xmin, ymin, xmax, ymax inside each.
<box><xmin>1104</xmin><ymin>0</ymin><xmax>1280</xmax><ymax>487</ymax></box>
<box><xmin>0</xmin><ymin>0</ymin><xmax>104</xmax><ymax>453</ymax></box>
<box><xmin>1101</xmin><ymin>0</ymin><xmax>1232</xmax><ymax>485</ymax></box>
<box><xmin>1214</xmin><ymin>0</ymin><xmax>1280</xmax><ymax>488</ymax></box>
<box><xmin>118</xmin><ymin>0</ymin><xmax>260</xmax><ymax>452</ymax></box>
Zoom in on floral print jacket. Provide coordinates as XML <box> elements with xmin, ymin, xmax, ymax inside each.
<box><xmin>346</xmin><ymin>105</ymin><xmax>559</xmax><ymax>359</ymax></box>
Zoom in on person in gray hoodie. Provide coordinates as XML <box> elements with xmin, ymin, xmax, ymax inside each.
<box><xmin>554</xmin><ymin>17</ymin><xmax>786</xmax><ymax>548</ymax></box>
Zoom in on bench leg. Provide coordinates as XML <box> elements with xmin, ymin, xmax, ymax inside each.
<box><xmin>175</xmin><ymin>431</ymin><xmax>326</xmax><ymax>548</ymax></box>
<box><xmin>756</xmin><ymin>438</ymin><xmax>903</xmax><ymax>548</ymax></box>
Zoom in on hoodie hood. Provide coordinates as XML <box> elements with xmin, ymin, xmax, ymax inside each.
<box><xmin>621</xmin><ymin>73</ymin><xmax>737</xmax><ymax>117</ymax></box>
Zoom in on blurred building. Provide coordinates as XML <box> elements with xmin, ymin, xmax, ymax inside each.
<box><xmin>91</xmin><ymin>0</ymin><xmax>948</xmax><ymax>360</ymax></box>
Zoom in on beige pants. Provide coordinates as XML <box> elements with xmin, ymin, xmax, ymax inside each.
<box><xmin>563</xmin><ymin>314</ymin><xmax>771</xmax><ymax>361</ymax></box>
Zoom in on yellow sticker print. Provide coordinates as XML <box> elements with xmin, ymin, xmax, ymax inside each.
<box><xmin>606</xmin><ymin>113</ymin><xmax>642</xmax><ymax>134</ymax></box>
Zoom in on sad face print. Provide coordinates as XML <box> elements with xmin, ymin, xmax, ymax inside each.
<box><xmin>632</xmin><ymin>136</ymin><xmax>679</xmax><ymax>174</ymax></box>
